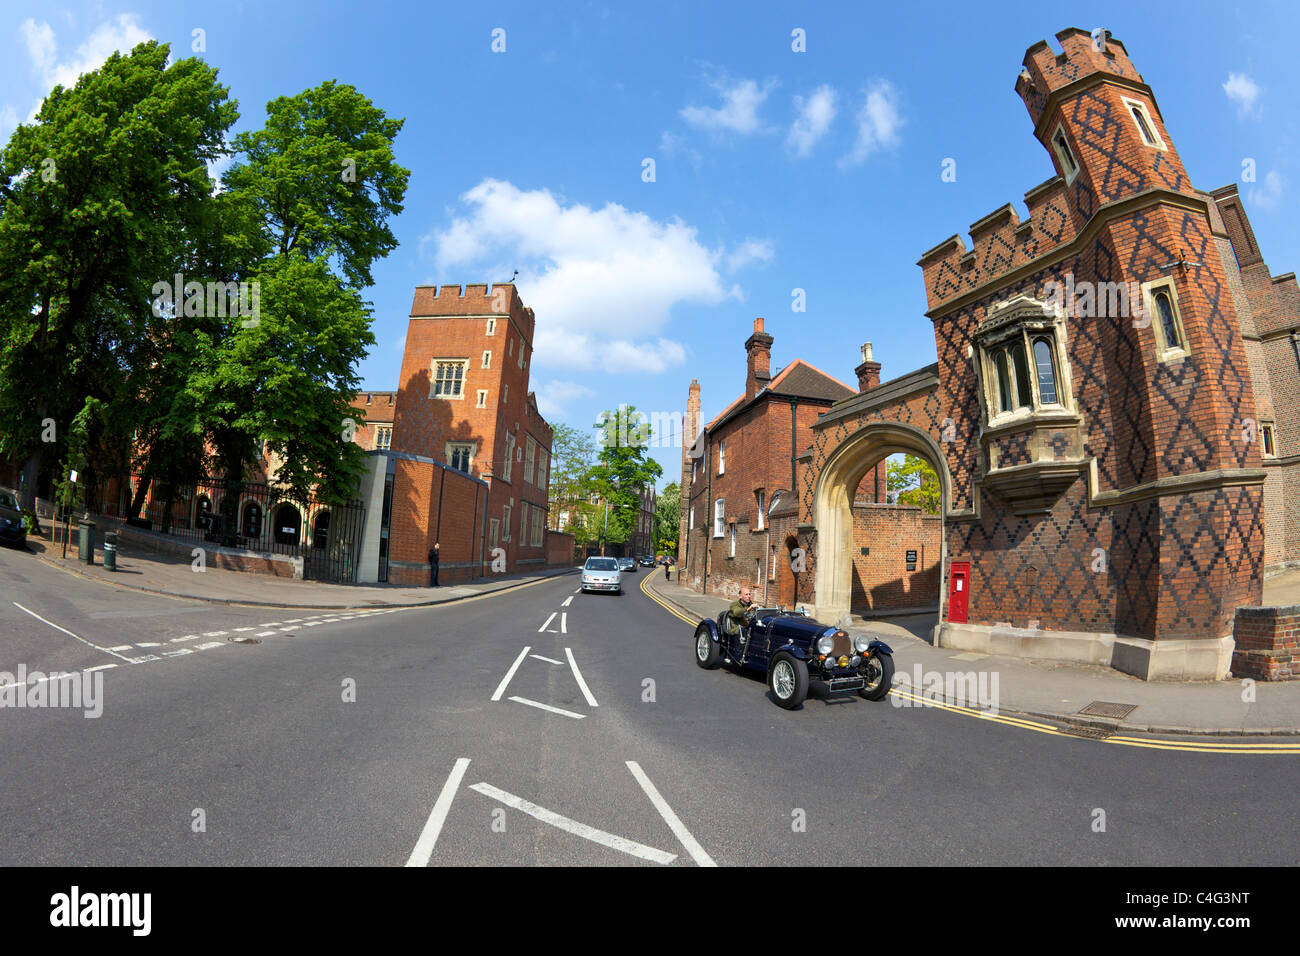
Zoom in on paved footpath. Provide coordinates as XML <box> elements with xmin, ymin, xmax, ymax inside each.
<box><xmin>25</xmin><ymin>524</ymin><xmax>576</xmax><ymax>610</ymax></box>
<box><xmin>643</xmin><ymin>571</ymin><xmax>1300</xmax><ymax>738</ymax></box>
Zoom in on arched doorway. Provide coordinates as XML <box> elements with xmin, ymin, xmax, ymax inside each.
<box><xmin>241</xmin><ymin>500</ymin><xmax>263</xmax><ymax>540</ymax></box>
<box><xmin>312</xmin><ymin>510</ymin><xmax>330</xmax><ymax>550</ymax></box>
<box><xmin>273</xmin><ymin>503</ymin><xmax>302</xmax><ymax>546</ymax></box>
<box><xmin>811</xmin><ymin>421</ymin><xmax>951</xmax><ymax>626</ymax></box>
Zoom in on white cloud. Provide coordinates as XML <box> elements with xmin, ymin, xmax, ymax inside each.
<box><xmin>534</xmin><ymin>380</ymin><xmax>596</xmax><ymax>418</ymax></box>
<box><xmin>841</xmin><ymin>80</ymin><xmax>903</xmax><ymax>167</ymax></box>
<box><xmin>23</xmin><ymin>14</ymin><xmax>152</xmax><ymax>92</ymax></box>
<box><xmin>1223</xmin><ymin>72</ymin><xmax>1262</xmax><ymax>119</ymax></box>
<box><xmin>12</xmin><ymin>15</ymin><xmax>153</xmax><ymax>123</ymax></box>
<box><xmin>786</xmin><ymin>85</ymin><xmax>837</xmax><ymax>157</ymax></box>
<box><xmin>725</xmin><ymin>238</ymin><xmax>774</xmax><ymax>272</ymax></box>
<box><xmin>1247</xmin><ymin>170</ymin><xmax>1285</xmax><ymax>211</ymax></box>
<box><xmin>429</xmin><ymin>179</ymin><xmax>745</xmax><ymax>373</ymax></box>
<box><xmin>680</xmin><ymin>76</ymin><xmax>776</xmax><ymax>136</ymax></box>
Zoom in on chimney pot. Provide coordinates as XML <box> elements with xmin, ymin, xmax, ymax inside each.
<box><xmin>861</xmin><ymin>342</ymin><xmax>873</xmax><ymax>363</ymax></box>
<box><xmin>754</xmin><ymin>317</ymin><xmax>764</xmax><ymax>333</ymax></box>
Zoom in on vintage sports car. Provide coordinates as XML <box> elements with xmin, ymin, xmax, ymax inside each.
<box><xmin>694</xmin><ymin>604</ymin><xmax>894</xmax><ymax>709</ymax></box>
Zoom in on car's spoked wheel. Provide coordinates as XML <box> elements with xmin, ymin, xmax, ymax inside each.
<box><xmin>695</xmin><ymin>626</ymin><xmax>721</xmax><ymax>669</ymax></box>
<box><xmin>768</xmin><ymin>651</ymin><xmax>808</xmax><ymax>709</ymax></box>
<box><xmin>859</xmin><ymin>652</ymin><xmax>895</xmax><ymax>701</ymax></box>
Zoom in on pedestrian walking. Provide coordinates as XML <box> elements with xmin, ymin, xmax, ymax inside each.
<box><xmin>664</xmin><ymin>555</ymin><xmax>671</xmax><ymax>581</ymax></box>
<box><xmin>428</xmin><ymin>542</ymin><xmax>440</xmax><ymax>587</ymax></box>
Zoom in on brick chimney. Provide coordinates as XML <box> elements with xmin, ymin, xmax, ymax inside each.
<box><xmin>745</xmin><ymin>318</ymin><xmax>774</xmax><ymax>400</ymax></box>
<box><xmin>686</xmin><ymin>378</ymin><xmax>701</xmax><ymax>444</ymax></box>
<box><xmin>855</xmin><ymin>342</ymin><xmax>881</xmax><ymax>392</ymax></box>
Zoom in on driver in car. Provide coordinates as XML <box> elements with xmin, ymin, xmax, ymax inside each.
<box><xmin>726</xmin><ymin>586</ymin><xmax>755</xmax><ymax>636</ymax></box>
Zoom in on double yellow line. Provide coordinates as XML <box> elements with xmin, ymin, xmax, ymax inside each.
<box><xmin>640</xmin><ymin>576</ymin><xmax>1300</xmax><ymax>755</ymax></box>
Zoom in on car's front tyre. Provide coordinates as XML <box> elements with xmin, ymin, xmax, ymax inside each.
<box><xmin>768</xmin><ymin>652</ymin><xmax>809</xmax><ymax>709</ymax></box>
<box><xmin>695</xmin><ymin>625</ymin><xmax>721</xmax><ymax>669</ymax></box>
<box><xmin>859</xmin><ymin>652</ymin><xmax>894</xmax><ymax>701</ymax></box>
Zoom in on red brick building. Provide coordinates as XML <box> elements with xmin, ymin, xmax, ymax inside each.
<box><xmin>767</xmin><ymin>28</ymin><xmax>1298</xmax><ymax>680</ymax></box>
<box><xmin>375</xmin><ymin>283</ymin><xmax>561</xmax><ymax>584</ymax></box>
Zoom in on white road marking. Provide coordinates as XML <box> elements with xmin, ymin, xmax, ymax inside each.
<box><xmin>508</xmin><ymin>696</ymin><xmax>586</xmax><ymax>719</ymax></box>
<box><xmin>12</xmin><ymin>603</ymin><xmax>134</xmax><ymax>663</ymax></box>
<box><xmin>174</xmin><ymin>635</ymin><xmax>199</xmax><ymax>642</ymax></box>
<box><xmin>136</xmin><ymin>642</ymin><xmax>160</xmax><ymax>648</ymax></box>
<box><xmin>560</xmin><ymin>612</ymin><xmax>567</xmax><ymax>634</ymax></box>
<box><xmin>565</xmin><ymin>648</ymin><xmax>597</xmax><ymax>707</ymax></box>
<box><xmin>626</xmin><ymin>761</ymin><xmax>717</xmax><ymax>867</ymax></box>
<box><xmin>285</xmin><ymin>619</ymin><xmax>303</xmax><ymax>624</ymax></box>
<box><xmin>84</xmin><ymin>664</ymin><xmax>116</xmax><ymax>673</ymax></box>
<box><xmin>491</xmin><ymin>646</ymin><xmax>531</xmax><ymax>701</ymax></box>
<box><xmin>108</xmin><ymin>645</ymin><xmax>133</xmax><ymax>652</ymax></box>
<box><xmin>129</xmin><ymin>655</ymin><xmax>161</xmax><ymax>663</ymax></box>
<box><xmin>203</xmin><ymin>631</ymin><xmax>227</xmax><ymax>637</ymax></box>
<box><xmin>255</xmin><ymin>631</ymin><xmax>276</xmax><ymax>638</ymax></box>
<box><xmin>469</xmin><ymin>783</ymin><xmax>676</xmax><ymax>865</ymax></box>
<box><xmin>561</xmin><ymin>596</ymin><xmax>573</xmax><ymax>607</ymax></box>
<box><xmin>406</xmin><ymin>757</ymin><xmax>470</xmax><ymax>867</ymax></box>
<box><xmin>538</xmin><ymin>612</ymin><xmax>557</xmax><ymax>633</ymax></box>
<box><xmin>233</xmin><ymin>627</ymin><xmax>254</xmax><ymax>633</ymax></box>
<box><xmin>530</xmin><ymin>654</ymin><xmax>563</xmax><ymax>665</ymax></box>
<box><xmin>259</xmin><ymin>623</ymin><xmax>281</xmax><ymax>628</ymax></box>
<box><xmin>163</xmin><ymin>649</ymin><xmax>193</xmax><ymax>657</ymax></box>
<box><xmin>194</xmin><ymin>642</ymin><xmax>224</xmax><ymax>651</ymax></box>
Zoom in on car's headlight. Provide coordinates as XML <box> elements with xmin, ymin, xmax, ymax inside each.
<box><xmin>854</xmin><ymin>636</ymin><xmax>870</xmax><ymax>654</ymax></box>
<box><xmin>816</xmin><ymin>635</ymin><xmax>834</xmax><ymax>655</ymax></box>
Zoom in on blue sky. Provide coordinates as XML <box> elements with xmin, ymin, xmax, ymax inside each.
<box><xmin>3</xmin><ymin>1</ymin><xmax>1296</xmax><ymax>489</ymax></box>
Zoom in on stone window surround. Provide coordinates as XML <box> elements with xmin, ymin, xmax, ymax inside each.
<box><xmin>1141</xmin><ymin>277</ymin><xmax>1191</xmax><ymax>364</ymax></box>
<box><xmin>972</xmin><ymin>294</ymin><xmax>1077</xmax><ymax>434</ymax></box>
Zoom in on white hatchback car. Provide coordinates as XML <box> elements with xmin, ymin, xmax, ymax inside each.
<box><xmin>580</xmin><ymin>556</ymin><xmax>622</xmax><ymax>594</ymax></box>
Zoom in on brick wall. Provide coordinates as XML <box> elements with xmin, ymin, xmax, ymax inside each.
<box><xmin>386</xmin><ymin>457</ymin><xmax>486</xmax><ymax>586</ymax></box>
<box><xmin>1232</xmin><ymin>605</ymin><xmax>1300</xmax><ymax>680</ymax></box>
<box><xmin>850</xmin><ymin>503</ymin><xmax>941</xmax><ymax>613</ymax></box>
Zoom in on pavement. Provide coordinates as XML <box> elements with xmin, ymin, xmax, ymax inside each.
<box><xmin>22</xmin><ymin>520</ymin><xmax>576</xmax><ymax>609</ymax></box>
<box><xmin>644</xmin><ymin>570</ymin><xmax>1300</xmax><ymax>738</ymax></box>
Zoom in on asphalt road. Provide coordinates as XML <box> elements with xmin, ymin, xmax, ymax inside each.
<box><xmin>1</xmin><ymin>546</ymin><xmax>1297</xmax><ymax>866</ymax></box>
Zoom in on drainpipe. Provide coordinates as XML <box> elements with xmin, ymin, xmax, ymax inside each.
<box><xmin>789</xmin><ymin>399</ymin><xmax>798</xmax><ymax>499</ymax></box>
<box><xmin>703</xmin><ymin>427</ymin><xmax>711</xmax><ymax>596</ymax></box>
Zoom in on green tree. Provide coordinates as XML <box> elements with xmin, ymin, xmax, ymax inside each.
<box><xmin>886</xmin><ymin>454</ymin><xmax>940</xmax><ymax>514</ymax></box>
<box><xmin>655</xmin><ymin>482</ymin><xmax>680</xmax><ymax>554</ymax></box>
<box><xmin>588</xmin><ymin>405</ymin><xmax>662</xmax><ymax>550</ymax></box>
<box><xmin>0</xmin><ymin>41</ymin><xmax>236</xmax><ymax>507</ymax></box>
<box><xmin>548</xmin><ymin>422</ymin><xmax>598</xmax><ymax>534</ymax></box>
<box><xmin>185</xmin><ymin>80</ymin><xmax>409</xmax><ymax>504</ymax></box>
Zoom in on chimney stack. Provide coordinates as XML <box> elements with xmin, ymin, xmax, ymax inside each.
<box><xmin>855</xmin><ymin>342</ymin><xmax>881</xmax><ymax>392</ymax></box>
<box><xmin>745</xmin><ymin>317</ymin><xmax>774</xmax><ymax>400</ymax></box>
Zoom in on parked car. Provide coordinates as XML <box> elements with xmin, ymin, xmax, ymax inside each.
<box><xmin>0</xmin><ymin>489</ymin><xmax>28</xmax><ymax>548</ymax></box>
<box><xmin>617</xmin><ymin>556</ymin><xmax>637</xmax><ymax>573</ymax></box>
<box><xmin>580</xmin><ymin>556</ymin><xmax>622</xmax><ymax>594</ymax></box>
<box><xmin>693</xmin><ymin>604</ymin><xmax>893</xmax><ymax>710</ymax></box>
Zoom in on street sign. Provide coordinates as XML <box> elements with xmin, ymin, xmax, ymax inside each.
<box><xmin>69</xmin><ymin>470</ymin><xmax>78</xmax><ymax>483</ymax></box>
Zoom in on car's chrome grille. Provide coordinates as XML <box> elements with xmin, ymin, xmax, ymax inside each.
<box><xmin>830</xmin><ymin>635</ymin><xmax>852</xmax><ymax>658</ymax></box>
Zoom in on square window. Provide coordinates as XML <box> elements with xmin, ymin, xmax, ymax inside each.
<box><xmin>431</xmin><ymin>359</ymin><xmax>467</xmax><ymax>399</ymax></box>
<box><xmin>447</xmin><ymin>442</ymin><xmax>474</xmax><ymax>473</ymax></box>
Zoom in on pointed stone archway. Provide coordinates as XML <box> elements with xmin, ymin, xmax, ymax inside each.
<box><xmin>810</xmin><ymin>421</ymin><xmax>952</xmax><ymax>627</ymax></box>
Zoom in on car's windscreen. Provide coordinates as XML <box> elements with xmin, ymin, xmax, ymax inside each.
<box><xmin>0</xmin><ymin>492</ymin><xmax>17</xmax><ymax>509</ymax></box>
<box><xmin>585</xmin><ymin>558</ymin><xmax>618</xmax><ymax>570</ymax></box>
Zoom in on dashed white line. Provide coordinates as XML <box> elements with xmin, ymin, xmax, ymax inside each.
<box><xmin>12</xmin><ymin>603</ymin><xmax>134</xmax><ymax>663</ymax></box>
<box><xmin>108</xmin><ymin>645</ymin><xmax>133</xmax><ymax>652</ymax></box>
<box><xmin>508</xmin><ymin>696</ymin><xmax>586</xmax><ymax>719</ymax></box>
<box><xmin>565</xmin><ymin>648</ymin><xmax>597</xmax><ymax>707</ymax></box>
<box><xmin>469</xmin><ymin>783</ymin><xmax>675</xmax><ymax>865</ymax></box>
<box><xmin>232</xmin><ymin>627</ymin><xmax>254</xmax><ymax>633</ymax></box>
<box><xmin>560</xmin><ymin>612</ymin><xmax>567</xmax><ymax>634</ymax></box>
<box><xmin>255</xmin><ymin>631</ymin><xmax>276</xmax><ymax>637</ymax></box>
<box><xmin>530</xmin><ymin>654</ymin><xmax>563</xmax><ymax>665</ymax></box>
<box><xmin>626</xmin><ymin>761</ymin><xmax>717</xmax><ymax>867</ymax></box>
<box><xmin>406</xmin><ymin>757</ymin><xmax>470</xmax><ymax>868</ymax></box>
<box><xmin>163</xmin><ymin>649</ymin><xmax>193</xmax><ymax>658</ymax></box>
<box><xmin>259</xmin><ymin>623</ymin><xmax>281</xmax><ymax>628</ymax></box>
<box><xmin>84</xmin><ymin>664</ymin><xmax>117</xmax><ymax>673</ymax></box>
<box><xmin>194</xmin><ymin>642</ymin><xmax>224</xmax><ymax>651</ymax></box>
<box><xmin>136</xmin><ymin>642</ymin><xmax>160</xmax><ymax>648</ymax></box>
<box><xmin>538</xmin><ymin>612</ymin><xmax>557</xmax><ymax>633</ymax></box>
<box><xmin>491</xmin><ymin>646</ymin><xmax>531</xmax><ymax>702</ymax></box>
<box><xmin>202</xmin><ymin>631</ymin><xmax>227</xmax><ymax>637</ymax></box>
<box><xmin>561</xmin><ymin>596</ymin><xmax>573</xmax><ymax>607</ymax></box>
